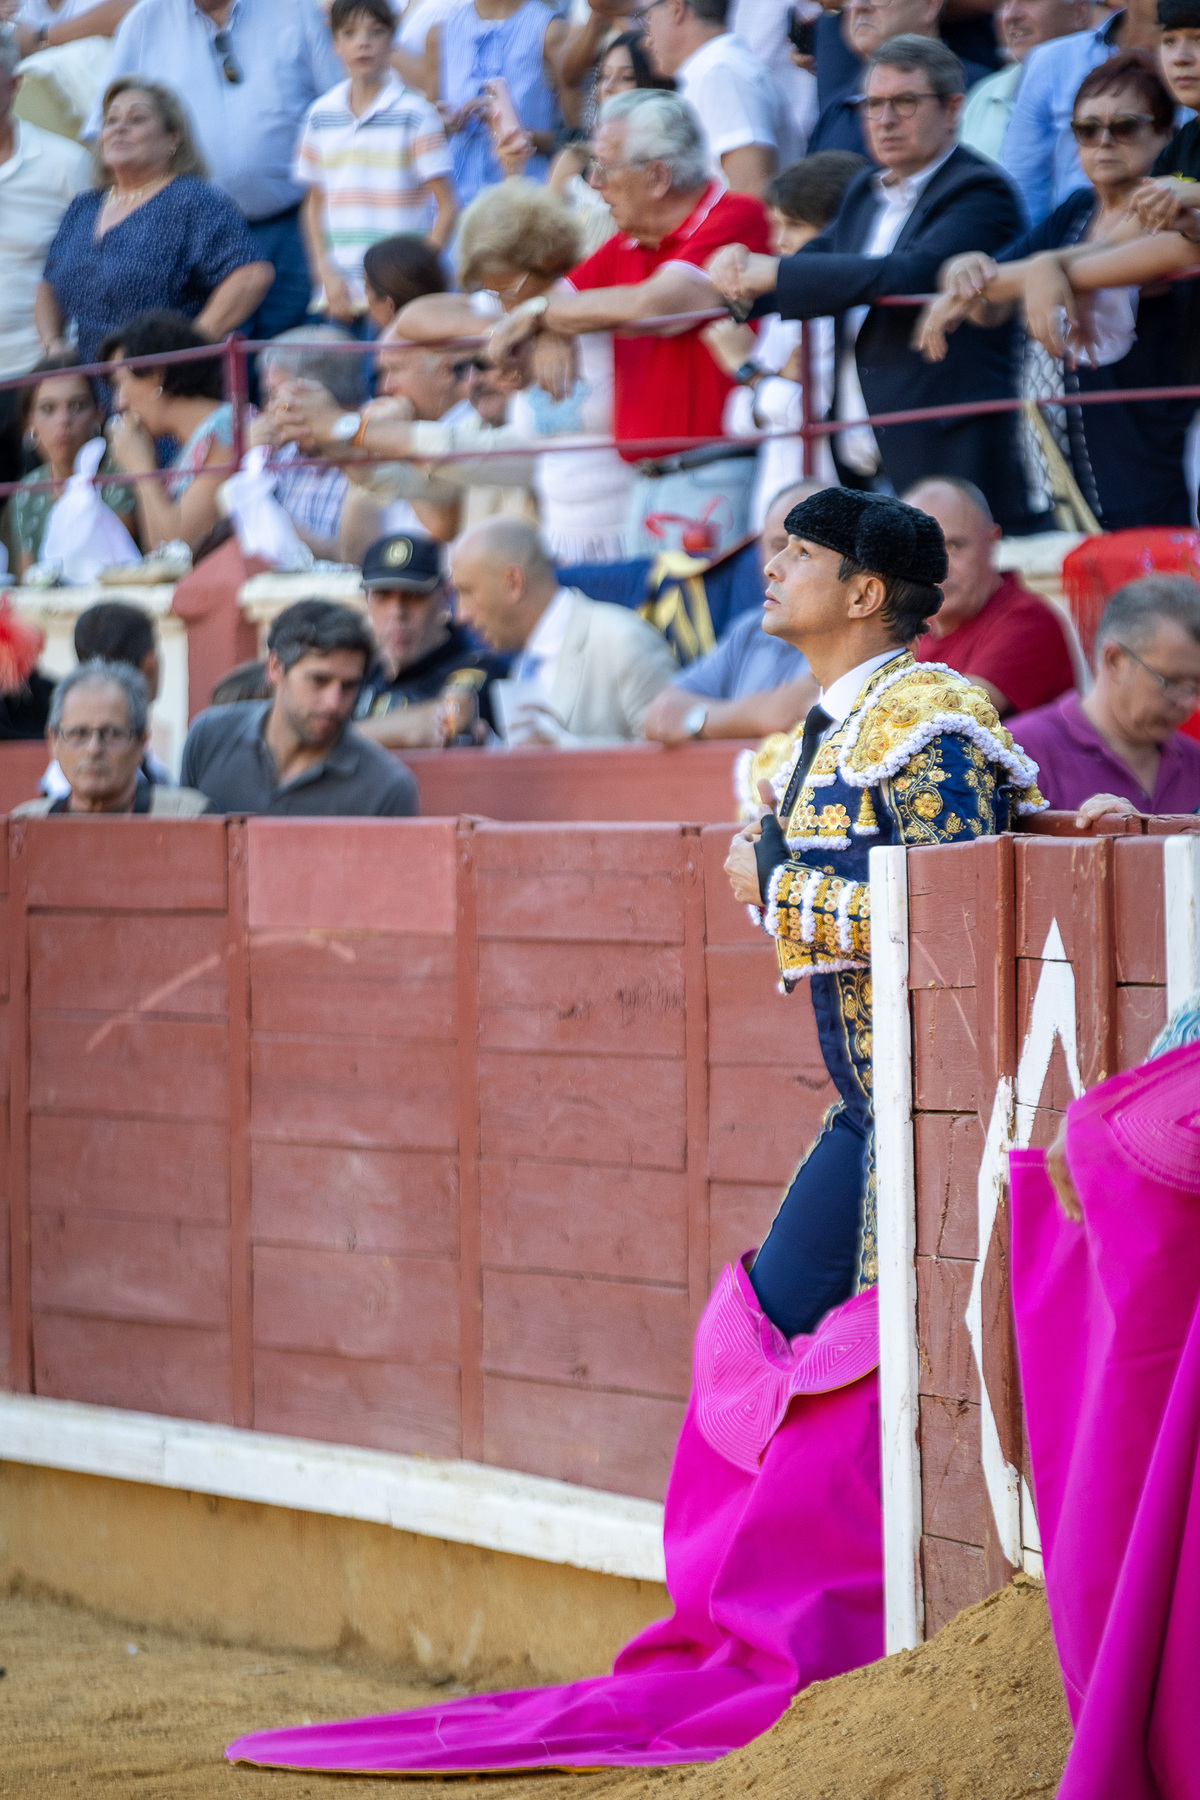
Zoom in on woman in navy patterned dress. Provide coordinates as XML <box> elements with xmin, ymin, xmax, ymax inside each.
<box><xmin>35</xmin><ymin>78</ymin><xmax>272</xmax><ymax>369</ymax></box>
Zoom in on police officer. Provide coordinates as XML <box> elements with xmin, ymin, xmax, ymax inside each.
<box><xmin>354</xmin><ymin>533</ymin><xmax>505</xmax><ymax>748</ymax></box>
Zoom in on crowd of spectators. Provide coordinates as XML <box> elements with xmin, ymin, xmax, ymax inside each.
<box><xmin>0</xmin><ymin>0</ymin><xmax>1198</xmax><ymax>820</ymax></box>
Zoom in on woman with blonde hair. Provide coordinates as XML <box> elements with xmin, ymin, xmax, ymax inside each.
<box><xmin>35</xmin><ymin>77</ymin><xmax>272</xmax><ymax>369</ymax></box>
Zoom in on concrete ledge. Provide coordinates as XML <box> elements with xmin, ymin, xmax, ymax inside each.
<box><xmin>0</xmin><ymin>1394</ymin><xmax>666</xmax><ymax>1584</ymax></box>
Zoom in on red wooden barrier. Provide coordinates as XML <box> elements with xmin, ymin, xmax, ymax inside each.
<box><xmin>5</xmin><ymin>815</ymin><xmax>828</xmax><ymax>1501</ymax></box>
<box><xmin>403</xmin><ymin>743</ymin><xmax>750</xmax><ymax>825</ymax></box>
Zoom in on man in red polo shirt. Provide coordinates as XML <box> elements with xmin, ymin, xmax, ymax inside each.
<box><xmin>904</xmin><ymin>476</ymin><xmax>1076</xmax><ymax>717</ymax></box>
<box><xmin>487</xmin><ymin>88</ymin><xmax>771</xmax><ymax>559</ymax></box>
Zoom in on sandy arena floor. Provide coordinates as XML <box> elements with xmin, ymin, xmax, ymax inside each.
<box><xmin>0</xmin><ymin>1577</ymin><xmax>1070</xmax><ymax>1799</ymax></box>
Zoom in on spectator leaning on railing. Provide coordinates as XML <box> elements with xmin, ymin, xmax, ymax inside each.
<box><xmin>252</xmin><ymin>326</ymin><xmax>365</xmax><ymax>562</ymax></box>
<box><xmin>181</xmin><ymin>599</ymin><xmax>420</xmax><ymax>816</ymax></box>
<box><xmin>5</xmin><ymin>355</ymin><xmax>138</xmax><ymax>578</ymax></box>
<box><xmin>1008</xmin><ymin>575</ymin><xmax>1200</xmax><ymax>813</ymax></box>
<box><xmin>484</xmin><ymin>88</ymin><xmax>772</xmax><ymax>559</ymax></box>
<box><xmin>14</xmin><ymin>661</ymin><xmax>212</xmax><ymax>817</ymax></box>
<box><xmin>707</xmin><ymin>37</ymin><xmax>1031</xmax><ymax>535</ymax></box>
<box><xmin>87</xmin><ymin>0</ymin><xmax>344</xmax><ymax>340</ymax></box>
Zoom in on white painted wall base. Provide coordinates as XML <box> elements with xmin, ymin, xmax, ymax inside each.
<box><xmin>0</xmin><ymin>1393</ymin><xmax>665</xmax><ymax>1585</ymax></box>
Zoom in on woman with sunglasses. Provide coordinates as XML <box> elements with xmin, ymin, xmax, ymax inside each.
<box><xmin>35</xmin><ymin>77</ymin><xmax>273</xmax><ymax>373</ymax></box>
<box><xmin>919</xmin><ymin>51</ymin><xmax>1190</xmax><ymax>528</ymax></box>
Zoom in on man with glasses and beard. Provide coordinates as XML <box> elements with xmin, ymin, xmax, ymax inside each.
<box><xmin>85</xmin><ymin>0</ymin><xmax>342</xmax><ymax>338</ymax></box>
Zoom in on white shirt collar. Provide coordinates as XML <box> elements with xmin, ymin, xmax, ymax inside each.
<box><xmin>873</xmin><ymin>141</ymin><xmax>956</xmax><ymax>211</ymax></box>
<box><xmin>523</xmin><ymin>586</ymin><xmax>575</xmax><ymax>663</ymax></box>
<box><xmin>819</xmin><ymin>648</ymin><xmax>905</xmax><ymax>726</ymax></box>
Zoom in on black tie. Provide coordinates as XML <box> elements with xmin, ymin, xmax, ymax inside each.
<box><xmin>754</xmin><ymin>702</ymin><xmax>832</xmax><ymax>904</ymax></box>
<box><xmin>779</xmin><ymin>702</ymin><xmax>833</xmax><ymax>823</ymax></box>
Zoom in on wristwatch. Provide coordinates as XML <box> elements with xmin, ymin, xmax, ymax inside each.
<box><xmin>331</xmin><ymin>411</ymin><xmax>363</xmax><ymax>444</ymax></box>
<box><xmin>734</xmin><ymin>361</ymin><xmax>764</xmax><ymax>388</ymax></box>
<box><xmin>682</xmin><ymin>702</ymin><xmax>708</xmax><ymax>740</ymax></box>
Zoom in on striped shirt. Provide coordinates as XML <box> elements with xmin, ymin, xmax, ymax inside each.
<box><xmin>293</xmin><ymin>74</ymin><xmax>452</xmax><ymax>303</ymax></box>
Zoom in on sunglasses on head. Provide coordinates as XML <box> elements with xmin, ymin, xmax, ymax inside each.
<box><xmin>1070</xmin><ymin>112</ymin><xmax>1154</xmax><ymax>143</ymax></box>
<box><xmin>214</xmin><ymin>28</ymin><xmax>242</xmax><ymax>84</ymax></box>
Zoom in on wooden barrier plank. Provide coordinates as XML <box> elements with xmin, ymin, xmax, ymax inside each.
<box><xmin>919</xmin><ymin>1397</ymin><xmax>990</xmax><ymax>1546</ymax></box>
<box><xmin>482</xmin><ymin>1375</ymin><xmax>685</xmax><ymax>1502</ymax></box>
<box><xmin>921</xmin><ymin>1536</ymin><xmax>991</xmax><ymax>1637</ymax></box>
<box><xmin>253</xmin><ymin>1244</ymin><xmax>459</xmax><ymax>1363</ymax></box>
<box><xmin>455</xmin><ymin>822</ymin><xmax>481</xmax><ymax>1462</ymax></box>
<box><xmin>482</xmin><ymin>1270</ymin><xmax>691</xmax><ymax>1397</ymax></box>
<box><xmin>907</xmin><ymin>845</ymin><xmax>977</xmax><ymax>990</ymax></box>
<box><xmin>29</xmin><ymin>1016</ymin><xmax>228</xmax><ymax>1120</ymax></box>
<box><xmin>33</xmin><ymin>1314</ymin><xmax>233</xmax><ymax>1422</ymax></box>
<box><xmin>403</xmin><ymin>741</ymin><xmax>747</xmax><ymax>826</ymax></box>
<box><xmin>708</xmin><ymin>1181</ymin><xmax>783</xmax><ymax>1286</ymax></box>
<box><xmin>250</xmin><ymin>1036</ymin><xmax>458</xmax><ymax>1151</ymax></box>
<box><xmin>30</xmin><ymin>1115</ymin><xmax>228</xmax><ymax>1223</ymax></box>
<box><xmin>911</xmin><ymin>987</ymin><xmax>980</xmax><ymax>1113</ymax></box>
<box><xmin>22</xmin><ymin>817</ymin><xmax>227</xmax><ymax>913</ymax></box>
<box><xmin>477</xmin><ymin>940</ymin><xmax>686</xmax><ymax>1058</ymax></box>
<box><xmin>1015</xmin><ymin>967</ymin><xmax>1079</xmax><ymax>1114</ymax></box>
<box><xmin>474</xmin><ymin>824</ymin><xmax>686</xmax><ymax>944</ymax></box>
<box><xmin>7</xmin><ymin>824</ymin><xmax>30</xmax><ymax>1390</ymax></box>
<box><xmin>250</xmin><ymin>934</ymin><xmax>456</xmax><ymax>1042</ymax></box>
<box><xmin>0</xmin><ymin>746</ymin><xmax>49</xmax><ymax>820</ymax></box>
<box><xmin>916</xmin><ymin>1258</ymin><xmax>979</xmax><ymax>1403</ymax></box>
<box><xmin>1116</xmin><ymin>984</ymin><xmax>1167</xmax><ymax>1067</ymax></box>
<box><xmin>246</xmin><ymin>819</ymin><xmax>457</xmax><ymax>934</ymax></box>
<box><xmin>251</xmin><ymin>1143</ymin><xmax>458</xmax><ymax>1257</ymax></box>
<box><xmin>31</xmin><ymin>1213</ymin><xmax>229</xmax><ymax>1328</ymax></box>
<box><xmin>914</xmin><ymin>1111</ymin><xmax>980</xmax><ymax>1261</ymax></box>
<box><xmin>1113</xmin><ymin>837</ymin><xmax>1166</xmax><ymax>985</ymax></box>
<box><xmin>0</xmin><ymin>899</ymin><xmax>9</xmax><ymax>1004</ymax></box>
<box><xmin>478</xmin><ymin>1050</ymin><xmax>686</xmax><ymax>1170</ymax></box>
<box><xmin>480</xmin><ymin>1158</ymin><xmax>687</xmax><ymax>1284</ymax></box>
<box><xmin>699</xmin><ymin>824</ymin><xmax>760</xmax><ymax>948</ymax></box>
<box><xmin>682</xmin><ymin>830</ymin><xmax>711</xmax><ymax>1331</ymax></box>
<box><xmin>28</xmin><ymin>915</ymin><xmax>227</xmax><ymax>1016</ymax></box>
<box><xmin>253</xmin><ymin>1348</ymin><xmax>461</xmax><ymax>1458</ymax></box>
<box><xmin>708</xmin><ymin>1063</ymin><xmax>826</xmax><ymax>1186</ymax></box>
<box><xmin>703</xmin><ymin>944</ymin><xmax>825</xmax><ymax>1067</ymax></box>
<box><xmin>227</xmin><ymin>821</ymin><xmax>252</xmax><ymax>1429</ymax></box>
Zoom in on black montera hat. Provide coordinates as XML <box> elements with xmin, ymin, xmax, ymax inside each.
<box><xmin>361</xmin><ymin>533</ymin><xmax>443</xmax><ymax>593</ymax></box>
<box><xmin>1158</xmin><ymin>0</ymin><xmax>1200</xmax><ymax>27</ymax></box>
<box><xmin>783</xmin><ymin>488</ymin><xmax>948</xmax><ymax>586</ymax></box>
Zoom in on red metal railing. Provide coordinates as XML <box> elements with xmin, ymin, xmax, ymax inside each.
<box><xmin>3</xmin><ymin>267</ymin><xmax>1199</xmax><ymax>505</ymax></box>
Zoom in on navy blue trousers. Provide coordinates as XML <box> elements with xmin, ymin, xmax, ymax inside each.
<box><xmin>748</xmin><ymin>1103</ymin><xmax>868</xmax><ymax>1338</ymax></box>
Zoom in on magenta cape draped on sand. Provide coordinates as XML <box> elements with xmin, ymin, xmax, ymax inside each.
<box><xmin>1009</xmin><ymin>1039</ymin><xmax>1200</xmax><ymax>1800</ymax></box>
<box><xmin>228</xmin><ymin>1261</ymin><xmax>884</xmax><ymax>1775</ymax></box>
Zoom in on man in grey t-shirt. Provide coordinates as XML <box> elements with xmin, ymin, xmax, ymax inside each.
<box><xmin>642</xmin><ymin>481</ymin><xmax>823</xmax><ymax>744</ymax></box>
<box><xmin>182</xmin><ymin>599</ymin><xmax>419</xmax><ymax>816</ymax></box>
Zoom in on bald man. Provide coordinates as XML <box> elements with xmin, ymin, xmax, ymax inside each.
<box><xmin>905</xmin><ymin>477</ymin><xmax>1076</xmax><ymax>718</ymax></box>
<box><xmin>449</xmin><ymin>519</ymin><xmax>677</xmax><ymax>745</ymax></box>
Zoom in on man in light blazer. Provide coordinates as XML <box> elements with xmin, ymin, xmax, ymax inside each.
<box><xmin>450</xmin><ymin>518</ymin><xmax>677</xmax><ymax>743</ymax></box>
<box><xmin>707</xmin><ymin>35</ymin><xmax>1032</xmax><ymax>533</ymax></box>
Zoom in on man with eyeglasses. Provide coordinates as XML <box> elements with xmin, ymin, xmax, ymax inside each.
<box><xmin>13</xmin><ymin>661</ymin><xmax>212</xmax><ymax>817</ymax></box>
<box><xmin>1009</xmin><ymin>575</ymin><xmax>1200</xmax><ymax>813</ymax></box>
<box><xmin>85</xmin><ymin>0</ymin><xmax>343</xmax><ymax>339</ymax></box>
<box><xmin>707</xmin><ymin>35</ymin><xmax>1031</xmax><ymax>533</ymax></box>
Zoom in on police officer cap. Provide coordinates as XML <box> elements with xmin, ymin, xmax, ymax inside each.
<box><xmin>783</xmin><ymin>488</ymin><xmax>948</xmax><ymax>587</ymax></box>
<box><xmin>361</xmin><ymin>533</ymin><xmax>443</xmax><ymax>594</ymax></box>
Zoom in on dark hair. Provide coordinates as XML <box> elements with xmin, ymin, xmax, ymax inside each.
<box><xmin>211</xmin><ymin>658</ymin><xmax>271</xmax><ymax>705</ymax></box>
<box><xmin>329</xmin><ymin>0</ymin><xmax>394</xmax><ymax>31</ymax></box>
<box><xmin>869</xmin><ymin>34</ymin><xmax>965</xmax><ymax>98</ymax></box>
<box><xmin>837</xmin><ymin>557</ymin><xmax>943</xmax><ymax>642</ymax></box>
<box><xmin>1095</xmin><ymin>573</ymin><xmax>1200</xmax><ymax>651</ymax></box>
<box><xmin>684</xmin><ymin>0</ymin><xmax>729</xmax><ymax>22</ymax></box>
<box><xmin>18</xmin><ymin>351</ymin><xmax>101</xmax><ymax>432</ymax></box>
<box><xmin>600</xmin><ymin>30</ymin><xmax>676</xmax><ymax>91</ymax></box>
<box><xmin>765</xmin><ymin>151</ymin><xmax>869</xmax><ymax>227</ymax></box>
<box><xmin>75</xmin><ymin>600</ymin><xmax>155</xmax><ymax>669</ymax></box>
<box><xmin>99</xmin><ymin>310</ymin><xmax>223</xmax><ymax>401</ymax></box>
<box><xmin>362</xmin><ymin>234</ymin><xmax>447</xmax><ymax>308</ymax></box>
<box><xmin>1158</xmin><ymin>0</ymin><xmax>1200</xmax><ymax>30</ymax></box>
<box><xmin>267</xmin><ymin>599</ymin><xmax>374</xmax><ymax>673</ymax></box>
<box><xmin>1073</xmin><ymin>48</ymin><xmax>1175</xmax><ymax>133</ymax></box>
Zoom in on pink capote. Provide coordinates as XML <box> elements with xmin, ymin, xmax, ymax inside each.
<box><xmin>1009</xmin><ymin>1039</ymin><xmax>1200</xmax><ymax>1800</ymax></box>
<box><xmin>228</xmin><ymin>1259</ymin><xmax>884</xmax><ymax>1776</ymax></box>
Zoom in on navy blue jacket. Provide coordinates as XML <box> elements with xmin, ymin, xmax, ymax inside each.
<box><xmin>764</xmin><ymin>145</ymin><xmax>1031</xmax><ymax>529</ymax></box>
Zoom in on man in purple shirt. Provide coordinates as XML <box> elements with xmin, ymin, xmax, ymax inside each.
<box><xmin>1009</xmin><ymin>574</ymin><xmax>1200</xmax><ymax>814</ymax></box>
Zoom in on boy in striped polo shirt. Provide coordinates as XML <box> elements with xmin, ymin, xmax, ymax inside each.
<box><xmin>295</xmin><ymin>0</ymin><xmax>458</xmax><ymax>328</ymax></box>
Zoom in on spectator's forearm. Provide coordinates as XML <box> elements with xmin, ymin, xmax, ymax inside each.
<box><xmin>1064</xmin><ymin>231</ymin><xmax>1200</xmax><ymax>292</ymax></box>
<box><xmin>34</xmin><ymin>281</ymin><xmax>65</xmax><ymax>353</ymax></box>
<box><xmin>545</xmin><ymin>276</ymin><xmax>718</xmax><ymax>336</ymax></box>
<box><xmin>195</xmin><ymin>262</ymin><xmax>274</xmax><ymax>339</ymax></box>
<box><xmin>33</xmin><ymin>0</ymin><xmax>134</xmax><ymax>46</ymax></box>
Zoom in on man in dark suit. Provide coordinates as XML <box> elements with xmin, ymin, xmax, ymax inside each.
<box><xmin>708</xmin><ymin>35</ymin><xmax>1032</xmax><ymax>533</ymax></box>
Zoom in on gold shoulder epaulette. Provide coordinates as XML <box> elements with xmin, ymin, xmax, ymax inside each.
<box><xmin>734</xmin><ymin>729</ymin><xmax>800</xmax><ymax>823</ymax></box>
<box><xmin>838</xmin><ymin>660</ymin><xmax>1045</xmax><ymax>808</ymax></box>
